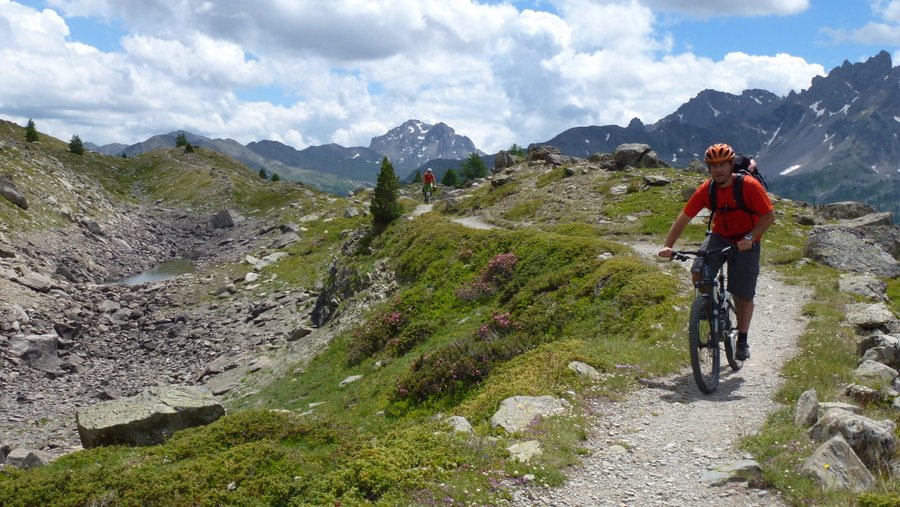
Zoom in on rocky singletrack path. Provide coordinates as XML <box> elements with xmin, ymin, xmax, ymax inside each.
<box><xmin>513</xmin><ymin>242</ymin><xmax>811</xmax><ymax>506</ymax></box>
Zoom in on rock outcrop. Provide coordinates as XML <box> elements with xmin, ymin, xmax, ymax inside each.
<box><xmin>76</xmin><ymin>386</ymin><xmax>225</xmax><ymax>448</ymax></box>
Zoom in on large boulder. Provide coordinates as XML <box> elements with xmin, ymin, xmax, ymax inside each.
<box><xmin>311</xmin><ymin>258</ymin><xmax>364</xmax><ymax>327</ymax></box>
<box><xmin>14</xmin><ymin>271</ymin><xmax>55</xmax><ymax>292</ymax></box>
<box><xmin>490</xmin><ymin>395</ymin><xmax>568</xmax><ymax>433</ymax></box>
<box><xmin>846</xmin><ymin>303</ymin><xmax>897</xmax><ymax>331</ymax></box>
<box><xmin>807</xmin><ymin>408</ymin><xmax>897</xmax><ymax>468</ymax></box>
<box><xmin>525</xmin><ymin>144</ymin><xmax>570</xmax><ymax>166</ymax></box>
<box><xmin>851</xmin><ymin>360</ymin><xmax>899</xmax><ymax>386</ymax></box>
<box><xmin>9</xmin><ymin>334</ymin><xmax>60</xmax><ymax>372</ymax></box>
<box><xmin>816</xmin><ymin>201</ymin><xmax>877</xmax><ymax>221</ymax></box>
<box><xmin>794</xmin><ymin>388</ymin><xmax>819</xmax><ymax>428</ymax></box>
<box><xmin>494</xmin><ymin>150</ymin><xmax>523</xmax><ymax>171</ymax></box>
<box><xmin>801</xmin><ymin>435</ymin><xmax>875</xmax><ymax>492</ymax></box>
<box><xmin>0</xmin><ymin>174</ymin><xmax>28</xmax><ymax>210</ymax></box>
<box><xmin>210</xmin><ymin>209</ymin><xmax>235</xmax><ymax>229</ymax></box>
<box><xmin>587</xmin><ymin>152</ymin><xmax>615</xmax><ymax>170</ymax></box>
<box><xmin>76</xmin><ymin>386</ymin><xmax>225</xmax><ymax>448</ymax></box>
<box><xmin>804</xmin><ymin>226</ymin><xmax>900</xmax><ymax>278</ymax></box>
<box><xmin>5</xmin><ymin>448</ymin><xmax>54</xmax><ymax>469</ymax></box>
<box><xmin>857</xmin><ymin>334</ymin><xmax>899</xmax><ymax>368</ymax></box>
<box><xmin>839</xmin><ymin>273</ymin><xmax>888</xmax><ymax>301</ymax></box>
<box><xmin>613</xmin><ymin>143</ymin><xmax>669</xmax><ymax>170</ymax></box>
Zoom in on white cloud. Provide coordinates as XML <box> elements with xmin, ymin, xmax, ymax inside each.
<box><xmin>2</xmin><ymin>0</ymin><xmax>829</xmax><ymax>156</ymax></box>
<box><xmin>874</xmin><ymin>0</ymin><xmax>900</xmax><ymax>23</ymax></box>
<box><xmin>821</xmin><ymin>22</ymin><xmax>900</xmax><ymax>45</ymax></box>
<box><xmin>820</xmin><ymin>1</ymin><xmax>900</xmax><ymax>46</ymax></box>
<box><xmin>638</xmin><ymin>0</ymin><xmax>809</xmax><ymax>17</ymax></box>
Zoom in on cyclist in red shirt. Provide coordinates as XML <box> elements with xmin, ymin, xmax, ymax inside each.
<box><xmin>658</xmin><ymin>143</ymin><xmax>775</xmax><ymax>360</ymax></box>
<box><xmin>422</xmin><ymin>168</ymin><xmax>436</xmax><ymax>203</ymax></box>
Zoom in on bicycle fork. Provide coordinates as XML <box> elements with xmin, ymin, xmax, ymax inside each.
<box><xmin>694</xmin><ymin>286</ymin><xmax>721</xmax><ymax>346</ymax></box>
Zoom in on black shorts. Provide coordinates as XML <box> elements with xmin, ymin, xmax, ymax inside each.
<box><xmin>690</xmin><ymin>233</ymin><xmax>760</xmax><ymax>301</ymax></box>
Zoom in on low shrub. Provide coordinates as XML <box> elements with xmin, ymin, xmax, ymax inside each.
<box><xmin>394</xmin><ymin>311</ymin><xmax>540</xmax><ymax>403</ymax></box>
<box><xmin>455</xmin><ymin>252</ymin><xmax>518</xmax><ymax>302</ymax></box>
<box><xmin>477</xmin><ymin>311</ymin><xmax>520</xmax><ymax>341</ymax></box>
<box><xmin>346</xmin><ymin>307</ymin><xmax>407</xmax><ymax>365</ymax></box>
<box><xmin>386</xmin><ymin>320</ymin><xmax>436</xmax><ymax>357</ymax></box>
<box><xmin>482</xmin><ymin>252</ymin><xmax>517</xmax><ymax>284</ymax></box>
<box><xmin>395</xmin><ymin>339</ymin><xmax>493</xmax><ymax>402</ymax></box>
<box><xmin>455</xmin><ymin>280</ymin><xmax>495</xmax><ymax>302</ymax></box>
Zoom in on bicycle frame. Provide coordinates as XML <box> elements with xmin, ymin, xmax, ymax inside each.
<box><xmin>694</xmin><ymin>254</ymin><xmax>729</xmax><ymax>345</ymax></box>
<box><xmin>671</xmin><ymin>244</ymin><xmax>742</xmax><ymax>393</ymax></box>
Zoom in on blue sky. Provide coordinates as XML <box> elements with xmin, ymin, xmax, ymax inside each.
<box><xmin>1</xmin><ymin>1</ymin><xmax>898</xmax><ymax>153</ymax></box>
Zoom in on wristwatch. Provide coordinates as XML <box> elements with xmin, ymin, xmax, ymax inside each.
<box><xmin>743</xmin><ymin>234</ymin><xmax>754</xmax><ymax>242</ymax></box>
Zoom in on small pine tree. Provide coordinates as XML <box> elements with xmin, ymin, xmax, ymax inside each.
<box><xmin>258</xmin><ymin>167</ymin><xmax>267</xmax><ymax>179</ymax></box>
<box><xmin>25</xmin><ymin>118</ymin><xmax>38</xmax><ymax>142</ymax></box>
<box><xmin>175</xmin><ymin>132</ymin><xmax>188</xmax><ymax>147</ymax></box>
<box><xmin>371</xmin><ymin>156</ymin><xmax>403</xmax><ymax>225</ymax></box>
<box><xmin>184</xmin><ymin>142</ymin><xmax>194</xmax><ymax>153</ymax></box>
<box><xmin>413</xmin><ymin>170</ymin><xmax>422</xmax><ymax>183</ymax></box>
<box><xmin>460</xmin><ymin>152</ymin><xmax>487</xmax><ymax>181</ymax></box>
<box><xmin>441</xmin><ymin>168</ymin><xmax>460</xmax><ymax>187</ymax></box>
<box><xmin>271</xmin><ymin>173</ymin><xmax>280</xmax><ymax>182</ymax></box>
<box><xmin>508</xmin><ymin>143</ymin><xmax>525</xmax><ymax>156</ymax></box>
<box><xmin>68</xmin><ymin>135</ymin><xmax>84</xmax><ymax>155</ymax></box>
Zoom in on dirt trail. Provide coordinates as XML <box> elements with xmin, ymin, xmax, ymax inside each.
<box><xmin>512</xmin><ymin>242</ymin><xmax>811</xmax><ymax>506</ymax></box>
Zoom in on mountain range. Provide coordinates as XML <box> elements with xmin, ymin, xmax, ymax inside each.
<box><xmin>88</xmin><ymin>51</ymin><xmax>899</xmax><ymax>215</ymax></box>
<box><xmin>542</xmin><ymin>50</ymin><xmax>900</xmax><ymax>217</ymax></box>
<box><xmin>88</xmin><ymin>120</ymin><xmax>479</xmax><ymax>195</ymax></box>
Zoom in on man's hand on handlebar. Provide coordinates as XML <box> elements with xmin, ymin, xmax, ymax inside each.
<box><xmin>658</xmin><ymin>246</ymin><xmax>673</xmax><ymax>259</ymax></box>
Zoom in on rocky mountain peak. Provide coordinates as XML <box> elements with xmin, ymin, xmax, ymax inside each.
<box><xmin>368</xmin><ymin>119</ymin><xmax>481</xmax><ymax>174</ymax></box>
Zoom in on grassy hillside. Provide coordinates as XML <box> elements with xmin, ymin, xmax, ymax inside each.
<box><xmin>0</xmin><ymin>120</ymin><xmax>133</xmax><ymax>231</ymax></box>
<box><xmin>0</xmin><ymin>132</ymin><xmax>897</xmax><ymax>506</ymax></box>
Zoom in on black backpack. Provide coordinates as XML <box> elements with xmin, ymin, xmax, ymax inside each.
<box><xmin>707</xmin><ymin>153</ymin><xmax>768</xmax><ymax>231</ymax></box>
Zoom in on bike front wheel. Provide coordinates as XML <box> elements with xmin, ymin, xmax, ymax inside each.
<box><xmin>722</xmin><ymin>296</ymin><xmax>743</xmax><ymax>371</ymax></box>
<box><xmin>689</xmin><ymin>296</ymin><xmax>720</xmax><ymax>393</ymax></box>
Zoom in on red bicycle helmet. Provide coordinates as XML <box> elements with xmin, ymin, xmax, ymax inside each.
<box><xmin>704</xmin><ymin>143</ymin><xmax>735</xmax><ymax>164</ymax></box>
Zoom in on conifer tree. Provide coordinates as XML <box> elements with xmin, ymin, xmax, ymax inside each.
<box><xmin>371</xmin><ymin>156</ymin><xmax>402</xmax><ymax>225</ymax></box>
<box><xmin>68</xmin><ymin>135</ymin><xmax>84</xmax><ymax>155</ymax></box>
<box><xmin>25</xmin><ymin>119</ymin><xmax>38</xmax><ymax>142</ymax></box>
<box><xmin>271</xmin><ymin>173</ymin><xmax>280</xmax><ymax>182</ymax></box>
<box><xmin>508</xmin><ymin>143</ymin><xmax>525</xmax><ymax>156</ymax></box>
<box><xmin>441</xmin><ymin>168</ymin><xmax>460</xmax><ymax>187</ymax></box>
<box><xmin>184</xmin><ymin>142</ymin><xmax>194</xmax><ymax>153</ymax></box>
<box><xmin>413</xmin><ymin>170</ymin><xmax>422</xmax><ymax>183</ymax></box>
<box><xmin>258</xmin><ymin>167</ymin><xmax>267</xmax><ymax>179</ymax></box>
<box><xmin>175</xmin><ymin>132</ymin><xmax>188</xmax><ymax>147</ymax></box>
<box><xmin>460</xmin><ymin>152</ymin><xmax>487</xmax><ymax>182</ymax></box>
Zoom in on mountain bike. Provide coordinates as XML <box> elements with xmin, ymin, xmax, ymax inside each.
<box><xmin>670</xmin><ymin>246</ymin><xmax>743</xmax><ymax>394</ymax></box>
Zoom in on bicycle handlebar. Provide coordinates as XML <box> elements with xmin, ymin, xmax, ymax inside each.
<box><xmin>670</xmin><ymin>245</ymin><xmax>734</xmax><ymax>263</ymax></box>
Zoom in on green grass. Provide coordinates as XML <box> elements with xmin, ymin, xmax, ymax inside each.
<box><xmin>503</xmin><ymin>197</ymin><xmax>545</xmax><ymax>221</ymax></box>
<box><xmin>535</xmin><ymin>166</ymin><xmax>568</xmax><ymax>188</ymax></box>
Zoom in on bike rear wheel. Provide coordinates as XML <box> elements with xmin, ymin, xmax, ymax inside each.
<box><xmin>689</xmin><ymin>296</ymin><xmax>720</xmax><ymax>393</ymax></box>
<box><xmin>722</xmin><ymin>296</ymin><xmax>743</xmax><ymax>371</ymax></box>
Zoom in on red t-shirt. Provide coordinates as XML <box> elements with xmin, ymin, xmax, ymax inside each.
<box><xmin>683</xmin><ymin>176</ymin><xmax>773</xmax><ymax>240</ymax></box>
<box><xmin>423</xmin><ymin>173</ymin><xmax>436</xmax><ymax>185</ymax></box>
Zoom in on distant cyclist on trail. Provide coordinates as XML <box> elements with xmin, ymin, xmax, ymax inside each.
<box><xmin>422</xmin><ymin>168</ymin><xmax>436</xmax><ymax>203</ymax></box>
<box><xmin>657</xmin><ymin>143</ymin><xmax>775</xmax><ymax>360</ymax></box>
